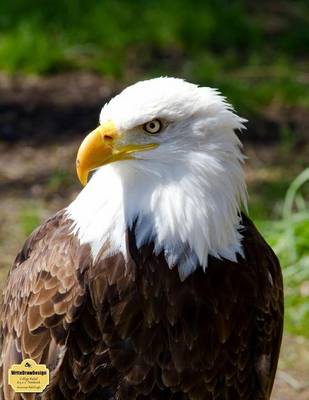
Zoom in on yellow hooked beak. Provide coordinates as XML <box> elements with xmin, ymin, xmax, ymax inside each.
<box><xmin>76</xmin><ymin>120</ymin><xmax>157</xmax><ymax>186</ymax></box>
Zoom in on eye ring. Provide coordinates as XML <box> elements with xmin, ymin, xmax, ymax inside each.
<box><xmin>143</xmin><ymin>119</ymin><xmax>162</xmax><ymax>134</ymax></box>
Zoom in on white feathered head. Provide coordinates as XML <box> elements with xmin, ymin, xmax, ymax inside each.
<box><xmin>70</xmin><ymin>77</ymin><xmax>248</xmax><ymax>280</ymax></box>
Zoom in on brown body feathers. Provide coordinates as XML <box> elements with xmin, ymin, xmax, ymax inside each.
<box><xmin>0</xmin><ymin>211</ymin><xmax>283</xmax><ymax>399</ymax></box>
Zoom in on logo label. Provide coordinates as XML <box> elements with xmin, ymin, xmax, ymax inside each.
<box><xmin>8</xmin><ymin>359</ymin><xmax>49</xmax><ymax>393</ymax></box>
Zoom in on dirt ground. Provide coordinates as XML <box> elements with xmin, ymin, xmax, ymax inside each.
<box><xmin>0</xmin><ymin>73</ymin><xmax>308</xmax><ymax>399</ymax></box>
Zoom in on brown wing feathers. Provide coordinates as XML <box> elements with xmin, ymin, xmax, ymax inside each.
<box><xmin>0</xmin><ymin>211</ymin><xmax>90</xmax><ymax>399</ymax></box>
<box><xmin>0</xmin><ymin>213</ymin><xmax>283</xmax><ymax>399</ymax></box>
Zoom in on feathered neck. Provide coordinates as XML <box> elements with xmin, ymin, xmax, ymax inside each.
<box><xmin>67</xmin><ymin>145</ymin><xmax>247</xmax><ymax>280</ymax></box>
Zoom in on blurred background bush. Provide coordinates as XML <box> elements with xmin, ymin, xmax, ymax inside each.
<box><xmin>0</xmin><ymin>0</ymin><xmax>309</xmax><ymax>118</ymax></box>
<box><xmin>0</xmin><ymin>1</ymin><xmax>308</xmax><ymax>397</ymax></box>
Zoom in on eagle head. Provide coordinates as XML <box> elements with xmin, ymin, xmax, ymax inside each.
<box><xmin>70</xmin><ymin>77</ymin><xmax>248</xmax><ymax>280</ymax></box>
<box><xmin>76</xmin><ymin>77</ymin><xmax>246</xmax><ymax>186</ymax></box>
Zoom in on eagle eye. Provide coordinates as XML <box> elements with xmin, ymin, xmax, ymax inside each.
<box><xmin>143</xmin><ymin>119</ymin><xmax>162</xmax><ymax>134</ymax></box>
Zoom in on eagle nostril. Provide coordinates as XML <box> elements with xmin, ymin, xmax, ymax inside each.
<box><xmin>104</xmin><ymin>135</ymin><xmax>113</xmax><ymax>141</ymax></box>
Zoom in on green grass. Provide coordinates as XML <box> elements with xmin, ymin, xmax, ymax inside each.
<box><xmin>0</xmin><ymin>0</ymin><xmax>309</xmax><ymax>112</ymax></box>
<box><xmin>20</xmin><ymin>207</ymin><xmax>42</xmax><ymax>236</ymax></box>
<box><xmin>255</xmin><ymin>169</ymin><xmax>309</xmax><ymax>337</ymax></box>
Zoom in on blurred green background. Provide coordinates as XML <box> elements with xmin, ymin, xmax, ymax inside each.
<box><xmin>0</xmin><ymin>1</ymin><xmax>308</xmax><ymax>397</ymax></box>
<box><xmin>1</xmin><ymin>0</ymin><xmax>309</xmax><ymax>114</ymax></box>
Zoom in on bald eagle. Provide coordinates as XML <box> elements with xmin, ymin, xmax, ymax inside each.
<box><xmin>0</xmin><ymin>78</ymin><xmax>283</xmax><ymax>400</ymax></box>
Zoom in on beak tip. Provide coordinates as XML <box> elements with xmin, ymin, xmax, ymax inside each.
<box><xmin>76</xmin><ymin>164</ymin><xmax>88</xmax><ymax>187</ymax></box>
<box><xmin>75</xmin><ymin>122</ymin><xmax>117</xmax><ymax>187</ymax></box>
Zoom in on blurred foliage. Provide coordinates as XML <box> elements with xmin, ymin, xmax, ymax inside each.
<box><xmin>0</xmin><ymin>0</ymin><xmax>309</xmax><ymax>112</ymax></box>
<box><xmin>47</xmin><ymin>170</ymin><xmax>72</xmax><ymax>192</ymax></box>
<box><xmin>19</xmin><ymin>207</ymin><xmax>42</xmax><ymax>236</ymax></box>
<box><xmin>256</xmin><ymin>169</ymin><xmax>309</xmax><ymax>337</ymax></box>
